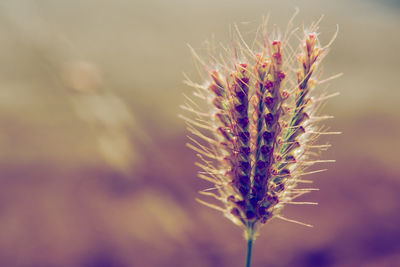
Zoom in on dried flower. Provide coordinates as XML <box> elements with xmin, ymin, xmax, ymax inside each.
<box><xmin>181</xmin><ymin>16</ymin><xmax>340</xmax><ymax>266</ymax></box>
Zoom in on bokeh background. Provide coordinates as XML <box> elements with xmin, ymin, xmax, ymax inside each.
<box><xmin>0</xmin><ymin>0</ymin><xmax>399</xmax><ymax>266</ymax></box>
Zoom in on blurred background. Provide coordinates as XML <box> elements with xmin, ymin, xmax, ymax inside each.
<box><xmin>0</xmin><ymin>0</ymin><xmax>399</xmax><ymax>266</ymax></box>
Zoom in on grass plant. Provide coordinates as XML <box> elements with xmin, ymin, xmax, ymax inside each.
<box><xmin>181</xmin><ymin>15</ymin><xmax>340</xmax><ymax>266</ymax></box>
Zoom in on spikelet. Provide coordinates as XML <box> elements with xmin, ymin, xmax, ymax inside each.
<box><xmin>181</xmin><ymin>17</ymin><xmax>340</xmax><ymax>241</ymax></box>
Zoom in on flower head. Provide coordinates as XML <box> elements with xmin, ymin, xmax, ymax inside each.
<box><xmin>181</xmin><ymin>18</ymin><xmax>340</xmax><ymax>237</ymax></box>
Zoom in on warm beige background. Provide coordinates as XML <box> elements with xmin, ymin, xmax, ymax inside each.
<box><xmin>0</xmin><ymin>0</ymin><xmax>399</xmax><ymax>266</ymax></box>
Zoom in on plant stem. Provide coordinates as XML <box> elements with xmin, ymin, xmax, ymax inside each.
<box><xmin>245</xmin><ymin>237</ymin><xmax>253</xmax><ymax>267</ymax></box>
<box><xmin>245</xmin><ymin>224</ymin><xmax>254</xmax><ymax>267</ymax></box>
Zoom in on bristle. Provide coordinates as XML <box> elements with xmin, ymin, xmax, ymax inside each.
<box><xmin>275</xmin><ymin>215</ymin><xmax>313</xmax><ymax>228</ymax></box>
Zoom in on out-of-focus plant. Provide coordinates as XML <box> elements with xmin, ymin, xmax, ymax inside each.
<box><xmin>62</xmin><ymin>60</ymin><xmax>142</xmax><ymax>174</ymax></box>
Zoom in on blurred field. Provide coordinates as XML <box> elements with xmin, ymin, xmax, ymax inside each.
<box><xmin>0</xmin><ymin>0</ymin><xmax>399</xmax><ymax>266</ymax></box>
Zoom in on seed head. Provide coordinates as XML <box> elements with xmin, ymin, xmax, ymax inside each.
<box><xmin>181</xmin><ymin>18</ymin><xmax>340</xmax><ymax>235</ymax></box>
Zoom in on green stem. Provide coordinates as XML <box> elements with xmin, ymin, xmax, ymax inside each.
<box><xmin>245</xmin><ymin>224</ymin><xmax>254</xmax><ymax>267</ymax></box>
<box><xmin>245</xmin><ymin>237</ymin><xmax>253</xmax><ymax>267</ymax></box>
